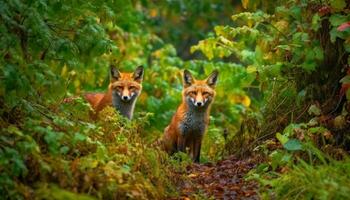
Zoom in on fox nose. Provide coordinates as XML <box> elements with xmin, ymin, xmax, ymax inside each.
<box><xmin>196</xmin><ymin>102</ymin><xmax>203</xmax><ymax>107</ymax></box>
<box><xmin>122</xmin><ymin>96</ymin><xmax>129</xmax><ymax>101</ymax></box>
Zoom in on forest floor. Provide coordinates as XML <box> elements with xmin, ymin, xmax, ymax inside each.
<box><xmin>173</xmin><ymin>155</ymin><xmax>264</xmax><ymax>200</ymax></box>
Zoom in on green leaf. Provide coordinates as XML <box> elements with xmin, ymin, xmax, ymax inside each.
<box><xmin>313</xmin><ymin>46</ymin><xmax>324</xmax><ymax>61</ymax></box>
<box><xmin>330</xmin><ymin>28</ymin><xmax>342</xmax><ymax>42</ymax></box>
<box><xmin>270</xmin><ymin>150</ymin><xmax>283</xmax><ymax>170</ymax></box>
<box><xmin>329</xmin><ymin>14</ymin><xmax>348</xmax><ymax>27</ymax></box>
<box><xmin>283</xmin><ymin>123</ymin><xmax>307</xmax><ymax>137</ymax></box>
<box><xmin>307</xmin><ymin>118</ymin><xmax>319</xmax><ymax>127</ymax></box>
<box><xmin>7</xmin><ymin>126</ymin><xmax>24</xmax><ymax>137</ymax></box>
<box><xmin>43</xmin><ymin>127</ymin><xmax>64</xmax><ymax>155</ymax></box>
<box><xmin>283</xmin><ymin>139</ymin><xmax>303</xmax><ymax>151</ymax></box>
<box><xmin>308</xmin><ymin>126</ymin><xmax>328</xmax><ymax>134</ymax></box>
<box><xmin>276</xmin><ymin>132</ymin><xmax>288</xmax><ymax>145</ymax></box>
<box><xmin>303</xmin><ymin>61</ymin><xmax>317</xmax><ymax>72</ymax></box>
<box><xmin>308</xmin><ymin>104</ymin><xmax>321</xmax><ymax>116</ymax></box>
<box><xmin>254</xmin><ymin>163</ymin><xmax>270</xmax><ymax>173</ymax></box>
<box><xmin>330</xmin><ymin>0</ymin><xmax>346</xmax><ymax>11</ymax></box>
<box><xmin>290</xmin><ymin>6</ymin><xmax>302</xmax><ymax>21</ymax></box>
<box><xmin>312</xmin><ymin>14</ymin><xmax>321</xmax><ymax>31</ymax></box>
<box><xmin>2</xmin><ymin>147</ymin><xmax>28</xmax><ymax>177</ymax></box>
<box><xmin>60</xmin><ymin>146</ymin><xmax>70</xmax><ymax>155</ymax></box>
<box><xmin>293</xmin><ymin>32</ymin><xmax>309</xmax><ymax>44</ymax></box>
<box><xmin>270</xmin><ymin>150</ymin><xmax>292</xmax><ymax>170</ymax></box>
<box><xmin>73</xmin><ymin>133</ymin><xmax>87</xmax><ymax>144</ymax></box>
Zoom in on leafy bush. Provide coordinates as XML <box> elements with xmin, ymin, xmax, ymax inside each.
<box><xmin>191</xmin><ymin>0</ymin><xmax>350</xmax><ymax>198</ymax></box>
<box><xmin>1</xmin><ymin>100</ymin><xmax>178</xmax><ymax>199</ymax></box>
<box><xmin>256</xmin><ymin>159</ymin><xmax>350</xmax><ymax>200</ymax></box>
<box><xmin>0</xmin><ymin>0</ymin><xmax>251</xmax><ymax>198</ymax></box>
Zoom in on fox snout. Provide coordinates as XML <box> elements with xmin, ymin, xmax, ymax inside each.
<box><xmin>112</xmin><ymin>85</ymin><xmax>141</xmax><ymax>102</ymax></box>
<box><xmin>183</xmin><ymin>69</ymin><xmax>218</xmax><ymax>111</ymax></box>
<box><xmin>122</xmin><ymin>95</ymin><xmax>131</xmax><ymax>101</ymax></box>
<box><xmin>190</xmin><ymin>95</ymin><xmax>207</xmax><ymax>107</ymax></box>
<box><xmin>120</xmin><ymin>90</ymin><xmax>136</xmax><ymax>102</ymax></box>
<box><xmin>195</xmin><ymin>101</ymin><xmax>203</xmax><ymax>107</ymax></box>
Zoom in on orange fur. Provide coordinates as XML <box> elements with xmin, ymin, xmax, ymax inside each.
<box><xmin>162</xmin><ymin>70</ymin><xmax>218</xmax><ymax>162</ymax></box>
<box><xmin>83</xmin><ymin>66</ymin><xmax>143</xmax><ymax>119</ymax></box>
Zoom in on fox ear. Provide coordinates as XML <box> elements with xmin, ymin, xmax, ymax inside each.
<box><xmin>183</xmin><ymin>70</ymin><xmax>194</xmax><ymax>87</ymax></box>
<box><xmin>206</xmin><ymin>70</ymin><xmax>219</xmax><ymax>88</ymax></box>
<box><xmin>110</xmin><ymin>65</ymin><xmax>120</xmax><ymax>81</ymax></box>
<box><xmin>133</xmin><ymin>66</ymin><xmax>144</xmax><ymax>83</ymax></box>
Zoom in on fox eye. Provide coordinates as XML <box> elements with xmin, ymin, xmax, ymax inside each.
<box><xmin>202</xmin><ymin>92</ymin><xmax>209</xmax><ymax>95</ymax></box>
<box><xmin>116</xmin><ymin>86</ymin><xmax>123</xmax><ymax>90</ymax></box>
<box><xmin>189</xmin><ymin>91</ymin><xmax>197</xmax><ymax>95</ymax></box>
<box><xmin>129</xmin><ymin>86</ymin><xmax>136</xmax><ymax>90</ymax></box>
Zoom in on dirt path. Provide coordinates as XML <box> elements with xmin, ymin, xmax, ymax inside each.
<box><xmin>176</xmin><ymin>155</ymin><xmax>262</xmax><ymax>200</ymax></box>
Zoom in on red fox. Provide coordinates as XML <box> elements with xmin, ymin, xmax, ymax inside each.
<box><xmin>162</xmin><ymin>69</ymin><xmax>219</xmax><ymax>162</ymax></box>
<box><xmin>84</xmin><ymin>65</ymin><xmax>144</xmax><ymax>119</ymax></box>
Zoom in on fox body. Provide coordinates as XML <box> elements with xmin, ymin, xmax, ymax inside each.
<box><xmin>162</xmin><ymin>70</ymin><xmax>218</xmax><ymax>162</ymax></box>
<box><xmin>84</xmin><ymin>66</ymin><xmax>144</xmax><ymax>119</ymax></box>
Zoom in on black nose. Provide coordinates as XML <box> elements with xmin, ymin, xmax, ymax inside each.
<box><xmin>123</xmin><ymin>96</ymin><xmax>128</xmax><ymax>100</ymax></box>
<box><xmin>196</xmin><ymin>102</ymin><xmax>202</xmax><ymax>106</ymax></box>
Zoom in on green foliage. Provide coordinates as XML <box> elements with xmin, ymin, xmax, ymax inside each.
<box><xmin>35</xmin><ymin>184</ymin><xmax>96</xmax><ymax>200</ymax></box>
<box><xmin>191</xmin><ymin>3</ymin><xmax>336</xmax><ymax>77</ymax></box>
<box><xmin>1</xmin><ymin>0</ymin><xmax>250</xmax><ymax>198</ymax></box>
<box><xmin>1</xmin><ymin>103</ymin><xmax>177</xmax><ymax>199</ymax></box>
<box><xmin>250</xmin><ymin>121</ymin><xmax>350</xmax><ymax>199</ymax></box>
<box><xmin>254</xmin><ymin>158</ymin><xmax>350</xmax><ymax>200</ymax></box>
<box><xmin>191</xmin><ymin>0</ymin><xmax>350</xmax><ymax>199</ymax></box>
<box><xmin>1</xmin><ymin>0</ymin><xmax>350</xmax><ymax>199</ymax></box>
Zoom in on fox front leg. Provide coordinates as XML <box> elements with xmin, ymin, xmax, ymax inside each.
<box><xmin>177</xmin><ymin>135</ymin><xmax>186</xmax><ymax>153</ymax></box>
<box><xmin>193</xmin><ymin>137</ymin><xmax>202</xmax><ymax>163</ymax></box>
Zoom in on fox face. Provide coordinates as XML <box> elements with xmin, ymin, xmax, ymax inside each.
<box><xmin>183</xmin><ymin>69</ymin><xmax>218</xmax><ymax>108</ymax></box>
<box><xmin>107</xmin><ymin>65</ymin><xmax>144</xmax><ymax>119</ymax></box>
<box><xmin>110</xmin><ymin>66</ymin><xmax>144</xmax><ymax>102</ymax></box>
<box><xmin>82</xmin><ymin>65</ymin><xmax>144</xmax><ymax>120</ymax></box>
